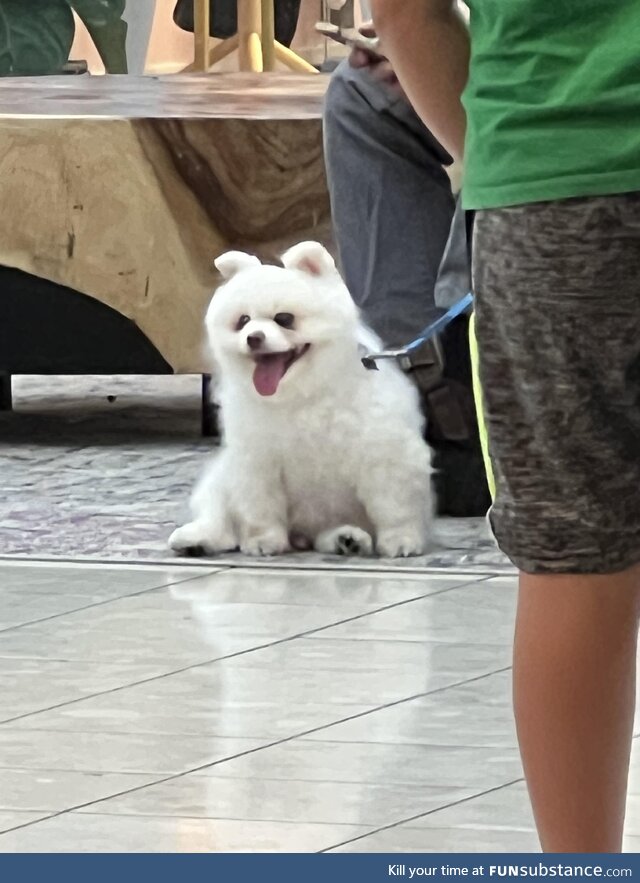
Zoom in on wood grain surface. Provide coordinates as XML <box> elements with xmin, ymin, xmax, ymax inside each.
<box><xmin>0</xmin><ymin>74</ymin><xmax>331</xmax><ymax>372</ymax></box>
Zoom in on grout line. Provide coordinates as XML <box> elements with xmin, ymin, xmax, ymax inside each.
<box><xmin>0</xmin><ymin>768</ymin><xmax>515</xmax><ymax>786</ymax></box>
<box><xmin>301</xmin><ymin>635</ymin><xmax>511</xmax><ymax>648</ymax></box>
<box><xmin>71</xmin><ymin>810</ymin><xmax>368</xmax><ymax>829</ymax></box>
<box><xmin>0</xmin><ymin>569</ymin><xmax>230</xmax><ymax>637</ymax></box>
<box><xmin>319</xmin><ymin>706</ymin><xmax>640</xmax><ymax>851</ymax></box>
<box><xmin>0</xmin><ymin>567</ymin><xmax>516</xmax><ymax>846</ymax></box>
<box><xmin>305</xmin><ymin>637</ymin><xmax>511</xmax><ymax>647</ymax></box>
<box><xmin>0</xmin><ymin>665</ymin><xmax>514</xmax><ymax>839</ymax></box>
<box><xmin>2</xmin><ymin>664</ymin><xmax>511</xmax><ymax>748</ymax></box>
<box><xmin>214</xmin><ymin>665</ymin><xmax>514</xmax><ymax>759</ymax></box>
<box><xmin>319</xmin><ymin>778</ymin><xmax>527</xmax><ymax>853</ymax></box>
<box><xmin>0</xmin><ymin>764</ymin><xmax>196</xmax><ymax>776</ymax></box>
<box><xmin>0</xmin><ymin>554</ymin><xmax>513</xmax><ymax>578</ymax></box>
<box><xmin>0</xmin><ymin>578</ymin><xmax>489</xmax><ymax>727</ymax></box>
<box><xmin>0</xmin><ymin>669</ymin><xmax>509</xmax><ymax>849</ymax></box>
<box><xmin>0</xmin><ymin>729</ymin><xmax>261</xmax><ymax>741</ymax></box>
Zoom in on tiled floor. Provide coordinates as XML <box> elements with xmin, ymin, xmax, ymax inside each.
<box><xmin>0</xmin><ymin>375</ymin><xmax>510</xmax><ymax>572</ymax></box>
<box><xmin>0</xmin><ymin>560</ymin><xmax>638</xmax><ymax>853</ymax></box>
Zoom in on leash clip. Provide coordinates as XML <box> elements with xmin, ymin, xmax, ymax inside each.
<box><xmin>361</xmin><ymin>293</ymin><xmax>473</xmax><ymax>376</ymax></box>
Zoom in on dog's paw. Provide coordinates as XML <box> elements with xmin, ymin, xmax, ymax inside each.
<box><xmin>168</xmin><ymin>522</ymin><xmax>235</xmax><ymax>557</ymax></box>
<box><xmin>376</xmin><ymin>529</ymin><xmax>427</xmax><ymax>559</ymax></box>
<box><xmin>241</xmin><ymin>530</ymin><xmax>290</xmax><ymax>557</ymax></box>
<box><xmin>315</xmin><ymin>526</ymin><xmax>374</xmax><ymax>557</ymax></box>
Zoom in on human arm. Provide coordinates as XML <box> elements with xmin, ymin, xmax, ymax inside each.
<box><xmin>370</xmin><ymin>0</ymin><xmax>469</xmax><ymax>161</ymax></box>
<box><xmin>348</xmin><ymin>22</ymin><xmax>406</xmax><ymax>100</ymax></box>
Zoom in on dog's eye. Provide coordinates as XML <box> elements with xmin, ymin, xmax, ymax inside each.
<box><xmin>274</xmin><ymin>312</ymin><xmax>295</xmax><ymax>329</ymax></box>
<box><xmin>235</xmin><ymin>315</ymin><xmax>250</xmax><ymax>331</ymax></box>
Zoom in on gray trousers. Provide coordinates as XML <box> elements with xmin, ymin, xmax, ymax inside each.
<box><xmin>323</xmin><ymin>61</ymin><xmax>457</xmax><ymax>346</ymax></box>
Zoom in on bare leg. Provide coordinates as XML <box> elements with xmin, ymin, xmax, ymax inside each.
<box><xmin>514</xmin><ymin>566</ymin><xmax>640</xmax><ymax>852</ymax></box>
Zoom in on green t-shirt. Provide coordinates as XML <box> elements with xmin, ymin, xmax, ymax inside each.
<box><xmin>462</xmin><ymin>0</ymin><xmax>640</xmax><ymax>209</ymax></box>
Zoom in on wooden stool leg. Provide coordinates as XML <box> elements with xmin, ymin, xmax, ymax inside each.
<box><xmin>194</xmin><ymin>0</ymin><xmax>210</xmax><ymax>71</ymax></box>
<box><xmin>201</xmin><ymin>374</ymin><xmax>219</xmax><ymax>438</ymax></box>
<box><xmin>261</xmin><ymin>0</ymin><xmax>276</xmax><ymax>71</ymax></box>
<box><xmin>238</xmin><ymin>0</ymin><xmax>264</xmax><ymax>72</ymax></box>
<box><xmin>208</xmin><ymin>33</ymin><xmax>240</xmax><ymax>67</ymax></box>
<box><xmin>274</xmin><ymin>41</ymin><xmax>318</xmax><ymax>73</ymax></box>
<box><xmin>0</xmin><ymin>373</ymin><xmax>12</xmax><ymax>411</ymax></box>
<box><xmin>182</xmin><ymin>35</ymin><xmax>239</xmax><ymax>73</ymax></box>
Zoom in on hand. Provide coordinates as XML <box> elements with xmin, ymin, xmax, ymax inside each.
<box><xmin>348</xmin><ymin>23</ymin><xmax>406</xmax><ymax>100</ymax></box>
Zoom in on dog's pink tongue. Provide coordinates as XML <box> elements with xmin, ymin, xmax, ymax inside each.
<box><xmin>253</xmin><ymin>354</ymin><xmax>288</xmax><ymax>397</ymax></box>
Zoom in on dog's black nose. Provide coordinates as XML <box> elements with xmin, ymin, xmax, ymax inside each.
<box><xmin>247</xmin><ymin>332</ymin><xmax>265</xmax><ymax>351</ymax></box>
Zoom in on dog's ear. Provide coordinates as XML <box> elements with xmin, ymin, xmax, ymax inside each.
<box><xmin>281</xmin><ymin>242</ymin><xmax>336</xmax><ymax>278</ymax></box>
<box><xmin>214</xmin><ymin>251</ymin><xmax>261</xmax><ymax>280</ymax></box>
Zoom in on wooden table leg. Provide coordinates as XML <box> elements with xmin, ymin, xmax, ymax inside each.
<box><xmin>0</xmin><ymin>373</ymin><xmax>12</xmax><ymax>411</ymax></box>
<box><xmin>238</xmin><ymin>0</ymin><xmax>264</xmax><ymax>72</ymax></box>
<box><xmin>201</xmin><ymin>374</ymin><xmax>219</xmax><ymax>438</ymax></box>
<box><xmin>194</xmin><ymin>0</ymin><xmax>210</xmax><ymax>71</ymax></box>
<box><xmin>261</xmin><ymin>0</ymin><xmax>276</xmax><ymax>71</ymax></box>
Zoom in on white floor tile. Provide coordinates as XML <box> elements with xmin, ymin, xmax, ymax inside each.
<box><xmin>310</xmin><ymin>670</ymin><xmax>516</xmax><ymax>748</ymax></box>
<box><xmin>197</xmin><ymin>739</ymin><xmax>524</xmax><ymax>791</ymax></box>
<box><xmin>0</xmin><ymin>811</ymin><xmax>50</xmax><ymax>834</ymax></box>
<box><xmin>0</xmin><ymin>767</ymin><xmax>159</xmax><ymax>812</ymax></box>
<box><xmin>0</xmin><ymin>812</ymin><xmax>370</xmax><ymax>853</ymax></box>
<box><xmin>329</xmin><ymin>825</ymin><xmax>541</xmax><ymax>853</ymax></box>
<box><xmin>0</xmin><ymin>728</ymin><xmax>261</xmax><ymax>775</ymax></box>
<box><xmin>75</xmin><ymin>773</ymin><xmax>477</xmax><ymax>827</ymax></box>
<box><xmin>0</xmin><ymin>562</ymin><xmax>212</xmax><ymax>630</ymax></box>
<box><xmin>308</xmin><ymin>578</ymin><xmax>517</xmax><ymax>646</ymax></box>
<box><xmin>3</xmin><ymin>560</ymin><xmax>635</xmax><ymax>854</ymax></box>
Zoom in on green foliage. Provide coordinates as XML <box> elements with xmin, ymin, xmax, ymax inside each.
<box><xmin>69</xmin><ymin>0</ymin><xmax>128</xmax><ymax>73</ymax></box>
<box><xmin>0</xmin><ymin>0</ymin><xmax>127</xmax><ymax>76</ymax></box>
<box><xmin>0</xmin><ymin>0</ymin><xmax>75</xmax><ymax>76</ymax></box>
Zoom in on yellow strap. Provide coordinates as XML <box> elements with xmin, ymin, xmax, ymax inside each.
<box><xmin>469</xmin><ymin>312</ymin><xmax>496</xmax><ymax>500</ymax></box>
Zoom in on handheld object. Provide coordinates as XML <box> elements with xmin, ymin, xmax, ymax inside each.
<box><xmin>315</xmin><ymin>22</ymin><xmax>385</xmax><ymax>58</ymax></box>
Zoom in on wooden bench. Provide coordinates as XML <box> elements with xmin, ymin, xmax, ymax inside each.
<box><xmin>0</xmin><ymin>72</ymin><xmax>330</xmax><ymax>428</ymax></box>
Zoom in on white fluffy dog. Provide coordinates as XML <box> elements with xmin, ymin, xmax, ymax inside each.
<box><xmin>169</xmin><ymin>241</ymin><xmax>433</xmax><ymax>558</ymax></box>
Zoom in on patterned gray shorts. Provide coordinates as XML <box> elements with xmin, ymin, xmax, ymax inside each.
<box><xmin>473</xmin><ymin>192</ymin><xmax>640</xmax><ymax>574</ymax></box>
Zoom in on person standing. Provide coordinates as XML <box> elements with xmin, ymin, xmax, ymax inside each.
<box><xmin>323</xmin><ymin>29</ymin><xmax>489</xmax><ymax>518</ymax></box>
<box><xmin>372</xmin><ymin>0</ymin><xmax>640</xmax><ymax>852</ymax></box>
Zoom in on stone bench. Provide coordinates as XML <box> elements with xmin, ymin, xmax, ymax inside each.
<box><xmin>0</xmin><ymin>72</ymin><xmax>330</xmax><ymax>425</ymax></box>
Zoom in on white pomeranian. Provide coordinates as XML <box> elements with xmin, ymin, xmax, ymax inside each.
<box><xmin>169</xmin><ymin>241</ymin><xmax>433</xmax><ymax>558</ymax></box>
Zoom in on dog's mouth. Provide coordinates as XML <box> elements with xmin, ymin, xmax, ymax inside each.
<box><xmin>252</xmin><ymin>344</ymin><xmax>311</xmax><ymax>397</ymax></box>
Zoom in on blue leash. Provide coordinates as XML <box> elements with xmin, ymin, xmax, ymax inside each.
<box><xmin>361</xmin><ymin>292</ymin><xmax>473</xmax><ymax>371</ymax></box>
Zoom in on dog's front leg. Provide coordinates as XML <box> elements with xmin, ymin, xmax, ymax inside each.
<box><xmin>233</xmin><ymin>469</ymin><xmax>290</xmax><ymax>557</ymax></box>
<box><xmin>169</xmin><ymin>452</ymin><xmax>237</xmax><ymax>556</ymax></box>
<box><xmin>357</xmin><ymin>446</ymin><xmax>432</xmax><ymax>558</ymax></box>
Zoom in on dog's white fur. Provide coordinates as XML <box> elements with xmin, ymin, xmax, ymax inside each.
<box><xmin>169</xmin><ymin>242</ymin><xmax>433</xmax><ymax>558</ymax></box>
